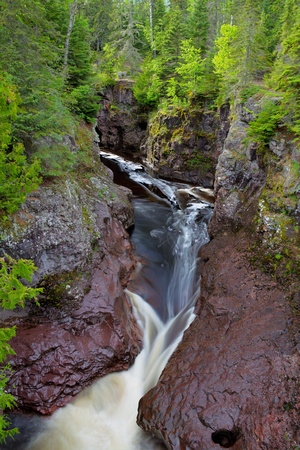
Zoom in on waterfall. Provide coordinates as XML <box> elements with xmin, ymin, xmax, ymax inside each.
<box><xmin>26</xmin><ymin>155</ymin><xmax>212</xmax><ymax>450</ymax></box>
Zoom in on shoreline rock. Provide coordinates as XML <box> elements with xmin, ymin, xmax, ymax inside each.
<box><xmin>0</xmin><ymin>158</ymin><xmax>142</xmax><ymax>414</ymax></box>
<box><xmin>137</xmin><ymin>232</ymin><xmax>300</xmax><ymax>449</ymax></box>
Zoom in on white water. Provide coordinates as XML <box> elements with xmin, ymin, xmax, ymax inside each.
<box><xmin>26</xmin><ymin>159</ymin><xmax>212</xmax><ymax>450</ymax></box>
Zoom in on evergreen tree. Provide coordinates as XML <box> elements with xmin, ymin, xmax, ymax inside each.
<box><xmin>84</xmin><ymin>0</ymin><xmax>113</xmax><ymax>52</ymax></box>
<box><xmin>269</xmin><ymin>2</ymin><xmax>300</xmax><ymax>135</ymax></box>
<box><xmin>156</xmin><ymin>6</ymin><xmax>186</xmax><ymax>78</ymax></box>
<box><xmin>153</xmin><ymin>0</ymin><xmax>166</xmax><ymax>25</ymax></box>
<box><xmin>67</xmin><ymin>15</ymin><xmax>94</xmax><ymax>87</ymax></box>
<box><xmin>213</xmin><ymin>0</ymin><xmax>270</xmax><ymax>95</ymax></box>
<box><xmin>0</xmin><ymin>0</ymin><xmax>73</xmax><ymax>142</ymax></box>
<box><xmin>281</xmin><ymin>0</ymin><xmax>298</xmax><ymax>41</ymax></box>
<box><xmin>108</xmin><ymin>0</ymin><xmax>143</xmax><ymax>74</ymax></box>
<box><xmin>187</xmin><ymin>0</ymin><xmax>210</xmax><ymax>54</ymax></box>
<box><xmin>0</xmin><ymin>74</ymin><xmax>41</xmax><ymax>219</ymax></box>
<box><xmin>175</xmin><ymin>39</ymin><xmax>207</xmax><ymax>97</ymax></box>
<box><xmin>259</xmin><ymin>0</ymin><xmax>281</xmax><ymax>55</ymax></box>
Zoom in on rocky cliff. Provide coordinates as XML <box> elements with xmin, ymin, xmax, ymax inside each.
<box><xmin>96</xmin><ymin>80</ymin><xmax>148</xmax><ymax>158</ymax></box>
<box><xmin>140</xmin><ymin>104</ymin><xmax>230</xmax><ymax>188</ymax></box>
<box><xmin>0</xmin><ymin>142</ymin><xmax>142</xmax><ymax>414</ymax></box>
<box><xmin>96</xmin><ymin>84</ymin><xmax>230</xmax><ymax>188</ymax></box>
<box><xmin>137</xmin><ymin>93</ymin><xmax>300</xmax><ymax>449</ymax></box>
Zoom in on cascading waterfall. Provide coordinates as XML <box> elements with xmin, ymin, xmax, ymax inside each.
<box><xmin>25</xmin><ymin>154</ymin><xmax>213</xmax><ymax>450</ymax></box>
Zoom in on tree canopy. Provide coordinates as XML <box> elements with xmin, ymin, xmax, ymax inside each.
<box><xmin>1</xmin><ymin>0</ymin><xmax>300</xmax><ymax>441</ymax></box>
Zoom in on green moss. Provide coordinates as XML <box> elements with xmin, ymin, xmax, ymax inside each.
<box><xmin>250</xmin><ymin>201</ymin><xmax>300</xmax><ymax>286</ymax></box>
<box><xmin>37</xmin><ymin>269</ymin><xmax>83</xmax><ymax>307</ymax></box>
<box><xmin>82</xmin><ymin>206</ymin><xmax>91</xmax><ymax>228</ymax></box>
<box><xmin>185</xmin><ymin>151</ymin><xmax>213</xmax><ymax>172</ymax></box>
<box><xmin>171</xmin><ymin>127</ymin><xmax>185</xmax><ymax>141</ymax></box>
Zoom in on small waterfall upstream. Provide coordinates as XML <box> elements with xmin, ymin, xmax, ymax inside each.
<box><xmin>25</xmin><ymin>153</ymin><xmax>213</xmax><ymax>450</ymax></box>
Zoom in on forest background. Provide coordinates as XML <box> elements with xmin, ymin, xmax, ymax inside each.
<box><xmin>0</xmin><ymin>0</ymin><xmax>300</xmax><ymax>442</ymax></box>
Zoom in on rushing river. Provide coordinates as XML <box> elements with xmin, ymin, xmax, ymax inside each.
<box><xmin>4</xmin><ymin>152</ymin><xmax>213</xmax><ymax>450</ymax></box>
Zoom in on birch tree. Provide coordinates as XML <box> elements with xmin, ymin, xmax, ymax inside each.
<box><xmin>63</xmin><ymin>0</ymin><xmax>79</xmax><ymax>75</ymax></box>
<box><xmin>149</xmin><ymin>0</ymin><xmax>156</xmax><ymax>57</ymax></box>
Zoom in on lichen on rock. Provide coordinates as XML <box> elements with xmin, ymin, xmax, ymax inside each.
<box><xmin>0</xmin><ymin>144</ymin><xmax>141</xmax><ymax>415</ymax></box>
<box><xmin>141</xmin><ymin>104</ymin><xmax>230</xmax><ymax>188</ymax></box>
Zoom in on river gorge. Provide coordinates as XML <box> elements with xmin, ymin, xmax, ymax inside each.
<box><xmin>1</xmin><ymin>81</ymin><xmax>300</xmax><ymax>449</ymax></box>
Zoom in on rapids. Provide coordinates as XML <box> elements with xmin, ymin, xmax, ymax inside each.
<box><xmin>11</xmin><ymin>152</ymin><xmax>213</xmax><ymax>450</ymax></box>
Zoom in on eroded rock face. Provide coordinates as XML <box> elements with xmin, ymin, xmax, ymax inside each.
<box><xmin>0</xmin><ymin>159</ymin><xmax>142</xmax><ymax>414</ymax></box>
<box><xmin>141</xmin><ymin>105</ymin><xmax>230</xmax><ymax>187</ymax></box>
<box><xmin>137</xmin><ymin>95</ymin><xmax>300</xmax><ymax>449</ymax></box>
<box><xmin>208</xmin><ymin>109</ymin><xmax>267</xmax><ymax>236</ymax></box>
<box><xmin>137</xmin><ymin>233</ymin><xmax>300</xmax><ymax>449</ymax></box>
<box><xmin>96</xmin><ymin>80</ymin><xmax>147</xmax><ymax>157</ymax></box>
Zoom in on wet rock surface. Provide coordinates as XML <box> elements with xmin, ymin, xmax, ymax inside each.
<box><xmin>96</xmin><ymin>80</ymin><xmax>147</xmax><ymax>157</ymax></box>
<box><xmin>137</xmin><ymin>233</ymin><xmax>300</xmax><ymax>449</ymax></box>
<box><xmin>137</xmin><ymin>94</ymin><xmax>300</xmax><ymax>449</ymax></box>
<box><xmin>0</xmin><ymin>159</ymin><xmax>142</xmax><ymax>414</ymax></box>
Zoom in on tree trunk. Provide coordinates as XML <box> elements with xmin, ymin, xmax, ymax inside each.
<box><xmin>63</xmin><ymin>0</ymin><xmax>78</xmax><ymax>77</ymax></box>
<box><xmin>129</xmin><ymin>0</ymin><xmax>133</xmax><ymax>75</ymax></box>
<box><xmin>149</xmin><ymin>0</ymin><xmax>156</xmax><ymax>58</ymax></box>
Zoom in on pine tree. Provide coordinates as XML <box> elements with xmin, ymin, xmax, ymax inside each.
<box><xmin>0</xmin><ymin>74</ymin><xmax>41</xmax><ymax>219</ymax></box>
<box><xmin>108</xmin><ymin>0</ymin><xmax>143</xmax><ymax>75</ymax></box>
<box><xmin>269</xmin><ymin>2</ymin><xmax>300</xmax><ymax>135</ymax></box>
<box><xmin>176</xmin><ymin>39</ymin><xmax>207</xmax><ymax>97</ymax></box>
<box><xmin>84</xmin><ymin>0</ymin><xmax>113</xmax><ymax>52</ymax></box>
<box><xmin>187</xmin><ymin>0</ymin><xmax>210</xmax><ymax>54</ymax></box>
<box><xmin>213</xmin><ymin>0</ymin><xmax>271</xmax><ymax>95</ymax></box>
<box><xmin>156</xmin><ymin>6</ymin><xmax>186</xmax><ymax>78</ymax></box>
<box><xmin>0</xmin><ymin>0</ymin><xmax>73</xmax><ymax>142</ymax></box>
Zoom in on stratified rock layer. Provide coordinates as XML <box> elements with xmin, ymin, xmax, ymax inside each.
<box><xmin>96</xmin><ymin>80</ymin><xmax>147</xmax><ymax>157</ymax></box>
<box><xmin>137</xmin><ymin>94</ymin><xmax>300</xmax><ymax>449</ymax></box>
<box><xmin>0</xmin><ymin>159</ymin><xmax>142</xmax><ymax>414</ymax></box>
<box><xmin>141</xmin><ymin>105</ymin><xmax>230</xmax><ymax>187</ymax></box>
<box><xmin>138</xmin><ymin>233</ymin><xmax>300</xmax><ymax>449</ymax></box>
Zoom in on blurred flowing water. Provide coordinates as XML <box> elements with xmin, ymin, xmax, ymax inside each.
<box><xmin>5</xmin><ymin>152</ymin><xmax>213</xmax><ymax>450</ymax></box>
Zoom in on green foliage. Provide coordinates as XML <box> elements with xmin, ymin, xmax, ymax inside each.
<box><xmin>133</xmin><ymin>57</ymin><xmax>163</xmax><ymax>107</ymax></box>
<box><xmin>213</xmin><ymin>3</ymin><xmax>271</xmax><ymax>101</ymax></box>
<box><xmin>239</xmin><ymin>85</ymin><xmax>262</xmax><ymax>102</ymax></box>
<box><xmin>32</xmin><ymin>141</ymin><xmax>76</xmax><ymax>178</ymax></box>
<box><xmin>0</xmin><ymin>256</ymin><xmax>42</xmax><ymax>310</ymax></box>
<box><xmin>83</xmin><ymin>0</ymin><xmax>113</xmax><ymax>52</ymax></box>
<box><xmin>0</xmin><ymin>360</ymin><xmax>18</xmax><ymax>444</ymax></box>
<box><xmin>67</xmin><ymin>15</ymin><xmax>94</xmax><ymax>87</ymax></box>
<box><xmin>187</xmin><ymin>0</ymin><xmax>209</xmax><ymax>54</ymax></box>
<box><xmin>156</xmin><ymin>6</ymin><xmax>186</xmax><ymax>78</ymax></box>
<box><xmin>0</xmin><ymin>74</ymin><xmax>41</xmax><ymax>220</ymax></box>
<box><xmin>213</xmin><ymin>24</ymin><xmax>240</xmax><ymax>86</ymax></box>
<box><xmin>0</xmin><ymin>0</ymin><xmax>73</xmax><ymax>140</ymax></box>
<box><xmin>268</xmin><ymin>3</ymin><xmax>300</xmax><ymax>136</ymax></box>
<box><xmin>246</xmin><ymin>100</ymin><xmax>284</xmax><ymax>148</ymax></box>
<box><xmin>0</xmin><ymin>255</ymin><xmax>42</xmax><ymax>443</ymax></box>
<box><xmin>68</xmin><ymin>85</ymin><xmax>99</xmax><ymax>122</ymax></box>
<box><xmin>175</xmin><ymin>39</ymin><xmax>206</xmax><ymax>97</ymax></box>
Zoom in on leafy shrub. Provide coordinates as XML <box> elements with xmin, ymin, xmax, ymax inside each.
<box><xmin>0</xmin><ymin>255</ymin><xmax>42</xmax><ymax>443</ymax></box>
